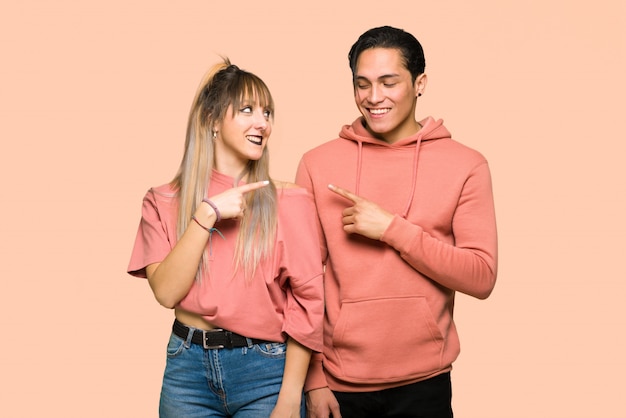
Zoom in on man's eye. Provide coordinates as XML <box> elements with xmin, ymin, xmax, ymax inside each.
<box><xmin>356</xmin><ymin>84</ymin><xmax>369</xmax><ymax>89</ymax></box>
<box><xmin>383</xmin><ymin>83</ymin><xmax>397</xmax><ymax>87</ymax></box>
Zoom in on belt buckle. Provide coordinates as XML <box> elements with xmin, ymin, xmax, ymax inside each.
<box><xmin>202</xmin><ymin>329</ymin><xmax>225</xmax><ymax>350</ymax></box>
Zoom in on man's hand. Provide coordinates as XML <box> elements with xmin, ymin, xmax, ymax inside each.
<box><xmin>328</xmin><ymin>184</ymin><xmax>393</xmax><ymax>240</ymax></box>
<box><xmin>306</xmin><ymin>387</ymin><xmax>341</xmax><ymax>418</ymax></box>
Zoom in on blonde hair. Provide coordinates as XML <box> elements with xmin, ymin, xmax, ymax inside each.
<box><xmin>171</xmin><ymin>58</ymin><xmax>277</xmax><ymax>279</ymax></box>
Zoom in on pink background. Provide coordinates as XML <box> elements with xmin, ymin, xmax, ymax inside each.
<box><xmin>1</xmin><ymin>1</ymin><xmax>624</xmax><ymax>416</ymax></box>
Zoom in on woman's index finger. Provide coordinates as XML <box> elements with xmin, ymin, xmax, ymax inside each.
<box><xmin>238</xmin><ymin>180</ymin><xmax>270</xmax><ymax>194</ymax></box>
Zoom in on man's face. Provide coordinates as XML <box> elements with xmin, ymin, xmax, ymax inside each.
<box><xmin>353</xmin><ymin>47</ymin><xmax>426</xmax><ymax>143</ymax></box>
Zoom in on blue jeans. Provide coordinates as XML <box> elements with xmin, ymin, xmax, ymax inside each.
<box><xmin>159</xmin><ymin>329</ymin><xmax>304</xmax><ymax>417</ymax></box>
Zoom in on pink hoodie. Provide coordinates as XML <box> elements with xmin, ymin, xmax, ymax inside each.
<box><xmin>296</xmin><ymin>116</ymin><xmax>498</xmax><ymax>392</ymax></box>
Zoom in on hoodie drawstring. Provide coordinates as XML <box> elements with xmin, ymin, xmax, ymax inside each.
<box><xmin>353</xmin><ymin>135</ymin><xmax>423</xmax><ymax>220</ymax></box>
<box><xmin>401</xmin><ymin>136</ymin><xmax>422</xmax><ymax>218</ymax></box>
<box><xmin>345</xmin><ymin>117</ymin><xmax>448</xmax><ymax>221</ymax></box>
<box><xmin>355</xmin><ymin>141</ymin><xmax>363</xmax><ymax>196</ymax></box>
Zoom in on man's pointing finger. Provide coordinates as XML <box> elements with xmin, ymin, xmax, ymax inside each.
<box><xmin>328</xmin><ymin>184</ymin><xmax>360</xmax><ymax>203</ymax></box>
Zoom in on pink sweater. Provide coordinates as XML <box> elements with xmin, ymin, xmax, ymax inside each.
<box><xmin>296</xmin><ymin>117</ymin><xmax>498</xmax><ymax>391</ymax></box>
<box><xmin>128</xmin><ymin>170</ymin><xmax>324</xmax><ymax>352</ymax></box>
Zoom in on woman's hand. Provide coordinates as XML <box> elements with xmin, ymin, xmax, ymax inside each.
<box><xmin>270</xmin><ymin>399</ymin><xmax>302</xmax><ymax>418</ymax></box>
<box><xmin>195</xmin><ymin>180</ymin><xmax>270</xmax><ymax>223</ymax></box>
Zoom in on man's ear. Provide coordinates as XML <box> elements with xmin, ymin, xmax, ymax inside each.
<box><xmin>415</xmin><ymin>73</ymin><xmax>428</xmax><ymax>97</ymax></box>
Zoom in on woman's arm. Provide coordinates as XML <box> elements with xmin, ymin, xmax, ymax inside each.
<box><xmin>146</xmin><ymin>209</ymin><xmax>216</xmax><ymax>308</ymax></box>
<box><xmin>271</xmin><ymin>337</ymin><xmax>312</xmax><ymax>418</ymax></box>
<box><xmin>147</xmin><ymin>181</ymin><xmax>270</xmax><ymax>308</ymax></box>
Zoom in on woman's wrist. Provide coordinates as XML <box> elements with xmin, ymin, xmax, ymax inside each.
<box><xmin>202</xmin><ymin>198</ymin><xmax>221</xmax><ymax>222</ymax></box>
<box><xmin>191</xmin><ymin>215</ymin><xmax>212</xmax><ymax>233</ymax></box>
<box><xmin>191</xmin><ymin>202</ymin><xmax>218</xmax><ymax>232</ymax></box>
<box><xmin>275</xmin><ymin>391</ymin><xmax>303</xmax><ymax>411</ymax></box>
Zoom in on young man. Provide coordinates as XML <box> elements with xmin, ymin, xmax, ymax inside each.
<box><xmin>296</xmin><ymin>26</ymin><xmax>498</xmax><ymax>418</ymax></box>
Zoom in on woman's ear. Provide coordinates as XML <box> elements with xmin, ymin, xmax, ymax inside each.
<box><xmin>211</xmin><ymin>120</ymin><xmax>221</xmax><ymax>139</ymax></box>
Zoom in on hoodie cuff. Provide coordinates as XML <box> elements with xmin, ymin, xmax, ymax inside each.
<box><xmin>380</xmin><ymin>215</ymin><xmax>421</xmax><ymax>250</ymax></box>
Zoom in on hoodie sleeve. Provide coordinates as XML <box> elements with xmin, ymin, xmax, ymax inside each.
<box><xmin>296</xmin><ymin>158</ymin><xmax>329</xmax><ymax>263</ymax></box>
<box><xmin>381</xmin><ymin>160</ymin><xmax>498</xmax><ymax>299</ymax></box>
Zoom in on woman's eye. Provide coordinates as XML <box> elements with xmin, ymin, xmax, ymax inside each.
<box><xmin>240</xmin><ymin>106</ymin><xmax>252</xmax><ymax>113</ymax></box>
<box><xmin>263</xmin><ymin>110</ymin><xmax>272</xmax><ymax>118</ymax></box>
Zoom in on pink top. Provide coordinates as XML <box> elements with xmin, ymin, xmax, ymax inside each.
<box><xmin>297</xmin><ymin>117</ymin><xmax>498</xmax><ymax>391</ymax></box>
<box><xmin>128</xmin><ymin>171</ymin><xmax>324</xmax><ymax>352</ymax></box>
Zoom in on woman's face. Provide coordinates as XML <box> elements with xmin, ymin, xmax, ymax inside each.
<box><xmin>353</xmin><ymin>47</ymin><xmax>426</xmax><ymax>143</ymax></box>
<box><xmin>214</xmin><ymin>100</ymin><xmax>272</xmax><ymax>172</ymax></box>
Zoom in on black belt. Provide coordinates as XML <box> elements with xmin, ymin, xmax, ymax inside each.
<box><xmin>172</xmin><ymin>319</ymin><xmax>270</xmax><ymax>349</ymax></box>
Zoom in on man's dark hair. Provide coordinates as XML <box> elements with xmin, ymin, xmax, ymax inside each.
<box><xmin>348</xmin><ymin>26</ymin><xmax>426</xmax><ymax>82</ymax></box>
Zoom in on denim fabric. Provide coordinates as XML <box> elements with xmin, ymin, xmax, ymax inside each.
<box><xmin>159</xmin><ymin>330</ymin><xmax>304</xmax><ymax>417</ymax></box>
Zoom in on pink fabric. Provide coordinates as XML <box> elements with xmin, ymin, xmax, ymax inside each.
<box><xmin>297</xmin><ymin>116</ymin><xmax>498</xmax><ymax>392</ymax></box>
<box><xmin>128</xmin><ymin>171</ymin><xmax>324</xmax><ymax>352</ymax></box>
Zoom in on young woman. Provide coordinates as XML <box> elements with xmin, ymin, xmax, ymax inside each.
<box><xmin>128</xmin><ymin>59</ymin><xmax>324</xmax><ymax>418</ymax></box>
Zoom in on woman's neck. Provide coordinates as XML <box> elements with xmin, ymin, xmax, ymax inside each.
<box><xmin>214</xmin><ymin>159</ymin><xmax>248</xmax><ymax>181</ymax></box>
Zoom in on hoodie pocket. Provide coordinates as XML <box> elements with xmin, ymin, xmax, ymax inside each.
<box><xmin>331</xmin><ymin>296</ymin><xmax>444</xmax><ymax>382</ymax></box>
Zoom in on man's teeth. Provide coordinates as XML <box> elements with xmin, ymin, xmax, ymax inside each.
<box><xmin>370</xmin><ymin>108</ymin><xmax>390</xmax><ymax>115</ymax></box>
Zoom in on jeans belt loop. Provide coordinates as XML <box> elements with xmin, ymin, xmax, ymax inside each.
<box><xmin>202</xmin><ymin>329</ymin><xmax>225</xmax><ymax>350</ymax></box>
<box><xmin>183</xmin><ymin>325</ymin><xmax>194</xmax><ymax>349</ymax></box>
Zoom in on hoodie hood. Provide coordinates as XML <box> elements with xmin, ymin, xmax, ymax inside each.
<box><xmin>339</xmin><ymin>116</ymin><xmax>451</xmax><ymax>218</ymax></box>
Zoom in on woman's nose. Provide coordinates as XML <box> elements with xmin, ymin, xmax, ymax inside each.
<box><xmin>254</xmin><ymin>110</ymin><xmax>269</xmax><ymax>130</ymax></box>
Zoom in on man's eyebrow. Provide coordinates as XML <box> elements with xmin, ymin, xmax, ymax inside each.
<box><xmin>355</xmin><ymin>74</ymin><xmax>400</xmax><ymax>82</ymax></box>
